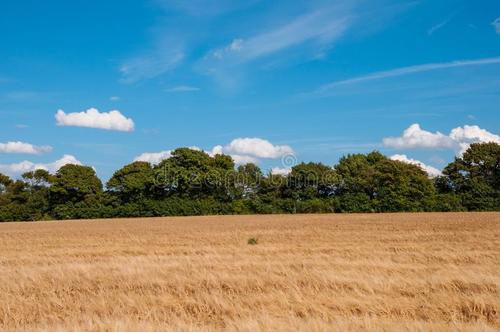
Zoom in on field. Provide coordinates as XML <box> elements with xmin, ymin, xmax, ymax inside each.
<box><xmin>0</xmin><ymin>213</ymin><xmax>499</xmax><ymax>331</ymax></box>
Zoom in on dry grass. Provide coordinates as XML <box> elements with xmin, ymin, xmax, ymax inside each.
<box><xmin>0</xmin><ymin>213</ymin><xmax>499</xmax><ymax>331</ymax></box>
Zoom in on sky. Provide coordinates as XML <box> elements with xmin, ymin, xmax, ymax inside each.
<box><xmin>0</xmin><ymin>0</ymin><xmax>499</xmax><ymax>180</ymax></box>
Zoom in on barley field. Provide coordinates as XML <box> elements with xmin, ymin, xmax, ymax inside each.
<box><xmin>0</xmin><ymin>213</ymin><xmax>499</xmax><ymax>331</ymax></box>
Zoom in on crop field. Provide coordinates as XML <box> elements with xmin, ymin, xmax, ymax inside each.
<box><xmin>0</xmin><ymin>213</ymin><xmax>499</xmax><ymax>331</ymax></box>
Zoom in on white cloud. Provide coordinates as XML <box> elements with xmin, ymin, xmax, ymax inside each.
<box><xmin>390</xmin><ymin>154</ymin><xmax>441</xmax><ymax>177</ymax></box>
<box><xmin>221</xmin><ymin>138</ymin><xmax>294</xmax><ymax>158</ymax></box>
<box><xmin>0</xmin><ymin>141</ymin><xmax>52</xmax><ymax>154</ymax></box>
<box><xmin>209</xmin><ymin>145</ymin><xmax>258</xmax><ymax>165</ymax></box>
<box><xmin>383</xmin><ymin>124</ymin><xmax>454</xmax><ymax>149</ymax></box>
<box><xmin>134</xmin><ymin>146</ymin><xmax>202</xmax><ymax>164</ymax></box>
<box><xmin>207</xmin><ymin>8</ymin><xmax>350</xmax><ymax>65</ymax></box>
<box><xmin>134</xmin><ymin>138</ymin><xmax>293</xmax><ymax>166</ymax></box>
<box><xmin>228</xmin><ymin>154</ymin><xmax>258</xmax><ymax>165</ymax></box>
<box><xmin>156</xmin><ymin>0</ymin><xmax>260</xmax><ymax>16</ymax></box>
<box><xmin>55</xmin><ymin>108</ymin><xmax>135</xmax><ymax>132</ymax></box>
<box><xmin>166</xmin><ymin>85</ymin><xmax>200</xmax><ymax>92</ymax></box>
<box><xmin>134</xmin><ymin>150</ymin><xmax>172</xmax><ymax>164</ymax></box>
<box><xmin>120</xmin><ymin>47</ymin><xmax>184</xmax><ymax>84</ymax></box>
<box><xmin>492</xmin><ymin>18</ymin><xmax>500</xmax><ymax>34</ymax></box>
<box><xmin>449</xmin><ymin>125</ymin><xmax>500</xmax><ymax>154</ymax></box>
<box><xmin>271</xmin><ymin>167</ymin><xmax>292</xmax><ymax>176</ymax></box>
<box><xmin>384</xmin><ymin>123</ymin><xmax>500</xmax><ymax>155</ymax></box>
<box><xmin>427</xmin><ymin>18</ymin><xmax>451</xmax><ymax>36</ymax></box>
<box><xmin>315</xmin><ymin>57</ymin><xmax>500</xmax><ymax>94</ymax></box>
<box><xmin>209</xmin><ymin>138</ymin><xmax>293</xmax><ymax>165</ymax></box>
<box><xmin>211</xmin><ymin>39</ymin><xmax>244</xmax><ymax>59</ymax></box>
<box><xmin>109</xmin><ymin>96</ymin><xmax>120</xmax><ymax>101</ymax></box>
<box><xmin>0</xmin><ymin>155</ymin><xmax>82</xmax><ymax>177</ymax></box>
<box><xmin>427</xmin><ymin>11</ymin><xmax>457</xmax><ymax>36</ymax></box>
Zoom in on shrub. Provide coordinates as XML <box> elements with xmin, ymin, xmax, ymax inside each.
<box><xmin>247</xmin><ymin>237</ymin><xmax>258</xmax><ymax>245</ymax></box>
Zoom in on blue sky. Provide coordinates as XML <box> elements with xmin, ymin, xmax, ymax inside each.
<box><xmin>0</xmin><ymin>0</ymin><xmax>499</xmax><ymax>180</ymax></box>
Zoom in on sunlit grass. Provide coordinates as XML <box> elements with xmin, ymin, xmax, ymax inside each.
<box><xmin>0</xmin><ymin>213</ymin><xmax>498</xmax><ymax>331</ymax></box>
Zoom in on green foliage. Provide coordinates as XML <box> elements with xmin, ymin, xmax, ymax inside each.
<box><xmin>283</xmin><ymin>162</ymin><xmax>338</xmax><ymax>200</ymax></box>
<box><xmin>107</xmin><ymin>161</ymin><xmax>155</xmax><ymax>202</ymax></box>
<box><xmin>247</xmin><ymin>237</ymin><xmax>258</xmax><ymax>245</ymax></box>
<box><xmin>50</xmin><ymin>164</ymin><xmax>102</xmax><ymax>204</ymax></box>
<box><xmin>439</xmin><ymin>142</ymin><xmax>500</xmax><ymax>211</ymax></box>
<box><xmin>334</xmin><ymin>152</ymin><xmax>437</xmax><ymax>212</ymax></box>
<box><xmin>154</xmin><ymin>148</ymin><xmax>237</xmax><ymax>201</ymax></box>
<box><xmin>0</xmin><ymin>143</ymin><xmax>498</xmax><ymax>221</ymax></box>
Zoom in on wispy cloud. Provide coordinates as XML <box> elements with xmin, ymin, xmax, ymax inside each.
<box><xmin>155</xmin><ymin>0</ymin><xmax>261</xmax><ymax>16</ymax></box>
<box><xmin>166</xmin><ymin>85</ymin><xmax>200</xmax><ymax>93</ymax></box>
<box><xmin>119</xmin><ymin>0</ymin><xmax>255</xmax><ymax>83</ymax></box>
<box><xmin>119</xmin><ymin>48</ymin><xmax>184</xmax><ymax>84</ymax></box>
<box><xmin>427</xmin><ymin>10</ymin><xmax>459</xmax><ymax>36</ymax></box>
<box><xmin>493</xmin><ymin>18</ymin><xmax>500</xmax><ymax>34</ymax></box>
<box><xmin>121</xmin><ymin>0</ymin><xmax>396</xmax><ymax>85</ymax></box>
<box><xmin>427</xmin><ymin>18</ymin><xmax>451</xmax><ymax>35</ymax></box>
<box><xmin>204</xmin><ymin>6</ymin><xmax>353</xmax><ymax>66</ymax></box>
<box><xmin>2</xmin><ymin>91</ymin><xmax>52</xmax><ymax>102</ymax></box>
<box><xmin>313</xmin><ymin>57</ymin><xmax>500</xmax><ymax>95</ymax></box>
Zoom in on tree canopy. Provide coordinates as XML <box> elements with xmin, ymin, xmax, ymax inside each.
<box><xmin>0</xmin><ymin>143</ymin><xmax>499</xmax><ymax>221</ymax></box>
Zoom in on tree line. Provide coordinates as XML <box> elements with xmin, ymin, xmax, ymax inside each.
<box><xmin>0</xmin><ymin>142</ymin><xmax>499</xmax><ymax>221</ymax></box>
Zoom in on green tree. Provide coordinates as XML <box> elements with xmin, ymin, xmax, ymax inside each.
<box><xmin>373</xmin><ymin>157</ymin><xmax>436</xmax><ymax>212</ymax></box>
<box><xmin>439</xmin><ymin>142</ymin><xmax>500</xmax><ymax>211</ymax></box>
<box><xmin>284</xmin><ymin>162</ymin><xmax>338</xmax><ymax>200</ymax></box>
<box><xmin>50</xmin><ymin>164</ymin><xmax>103</xmax><ymax>205</ymax></box>
<box><xmin>154</xmin><ymin>148</ymin><xmax>236</xmax><ymax>201</ymax></box>
<box><xmin>235</xmin><ymin>163</ymin><xmax>263</xmax><ymax>199</ymax></box>
<box><xmin>22</xmin><ymin>169</ymin><xmax>53</xmax><ymax>190</ymax></box>
<box><xmin>106</xmin><ymin>161</ymin><xmax>155</xmax><ymax>202</ymax></box>
<box><xmin>334</xmin><ymin>151</ymin><xmax>436</xmax><ymax>212</ymax></box>
<box><xmin>0</xmin><ymin>173</ymin><xmax>12</xmax><ymax>195</ymax></box>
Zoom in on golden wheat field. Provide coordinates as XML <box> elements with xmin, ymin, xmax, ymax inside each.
<box><xmin>0</xmin><ymin>213</ymin><xmax>499</xmax><ymax>332</ymax></box>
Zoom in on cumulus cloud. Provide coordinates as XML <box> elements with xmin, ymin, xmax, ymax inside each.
<box><xmin>390</xmin><ymin>154</ymin><xmax>441</xmax><ymax>177</ymax></box>
<box><xmin>55</xmin><ymin>108</ymin><xmax>135</xmax><ymax>132</ymax></box>
<box><xmin>493</xmin><ymin>18</ymin><xmax>500</xmax><ymax>34</ymax></box>
<box><xmin>134</xmin><ymin>150</ymin><xmax>172</xmax><ymax>164</ymax></box>
<box><xmin>208</xmin><ymin>145</ymin><xmax>258</xmax><ymax>165</ymax></box>
<box><xmin>383</xmin><ymin>124</ymin><xmax>499</xmax><ymax>154</ymax></box>
<box><xmin>134</xmin><ymin>147</ymin><xmax>201</xmax><ymax>164</ymax></box>
<box><xmin>449</xmin><ymin>125</ymin><xmax>500</xmax><ymax>154</ymax></box>
<box><xmin>220</xmin><ymin>138</ymin><xmax>294</xmax><ymax>159</ymax></box>
<box><xmin>0</xmin><ymin>155</ymin><xmax>82</xmax><ymax>177</ymax></box>
<box><xmin>271</xmin><ymin>167</ymin><xmax>292</xmax><ymax>176</ymax></box>
<box><xmin>0</xmin><ymin>141</ymin><xmax>52</xmax><ymax>154</ymax></box>
<box><xmin>207</xmin><ymin>138</ymin><xmax>293</xmax><ymax>165</ymax></box>
<box><xmin>228</xmin><ymin>154</ymin><xmax>258</xmax><ymax>165</ymax></box>
<box><xmin>383</xmin><ymin>124</ymin><xmax>454</xmax><ymax>149</ymax></box>
<box><xmin>134</xmin><ymin>138</ymin><xmax>293</xmax><ymax>166</ymax></box>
